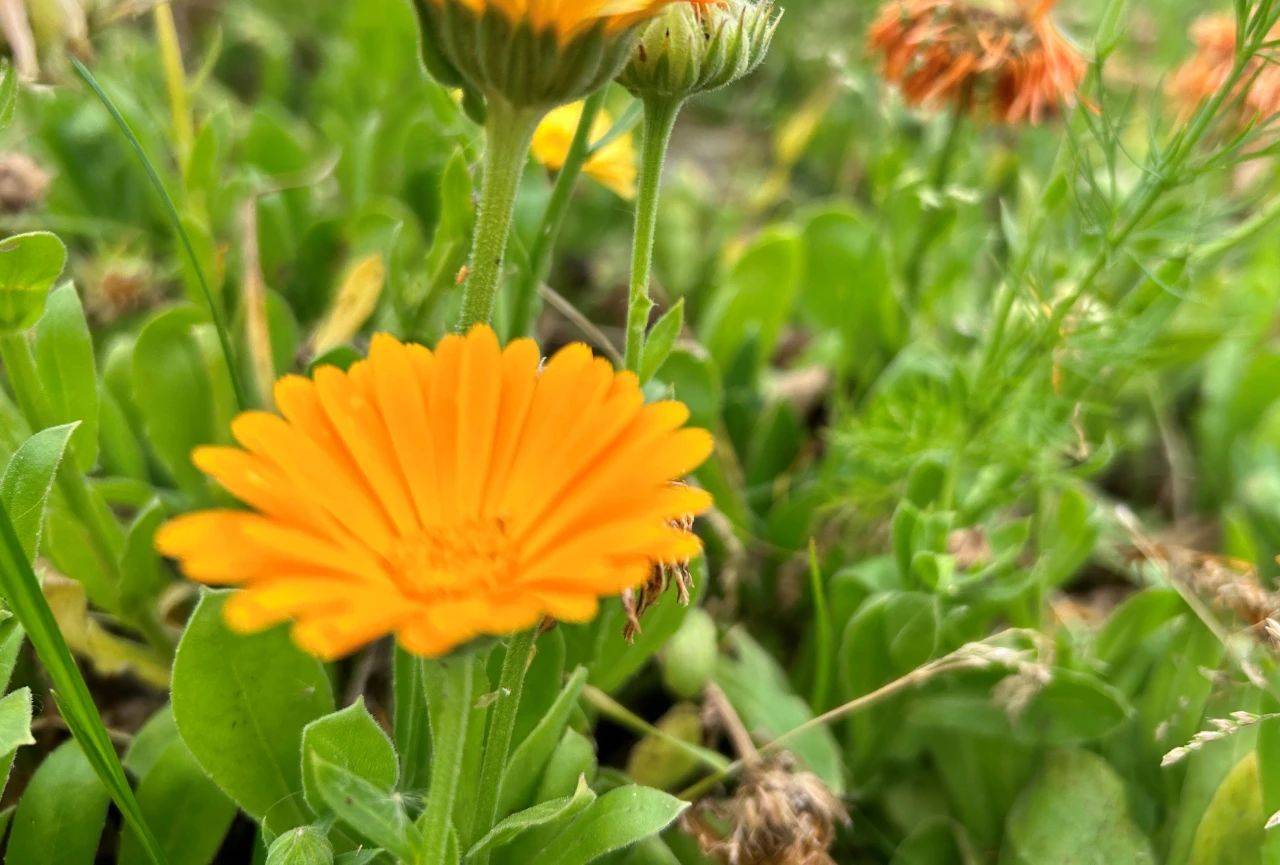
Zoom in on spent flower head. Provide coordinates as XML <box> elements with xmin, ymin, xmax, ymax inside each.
<box><xmin>1168</xmin><ymin>13</ymin><xmax>1280</xmax><ymax>128</ymax></box>
<box><xmin>867</xmin><ymin>0</ymin><xmax>1086</xmax><ymax>124</ymax></box>
<box><xmin>619</xmin><ymin>0</ymin><xmax>781</xmax><ymax>103</ymax></box>
<box><xmin>157</xmin><ymin>326</ymin><xmax>713</xmax><ymax>660</ymax></box>
<box><xmin>415</xmin><ymin>0</ymin><xmax>692</xmax><ymax>111</ymax></box>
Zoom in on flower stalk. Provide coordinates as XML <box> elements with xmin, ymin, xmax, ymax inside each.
<box><xmin>457</xmin><ymin>98</ymin><xmax>542</xmax><ymax>332</ymax></box>
<box><xmin>468</xmin><ymin>628</ymin><xmax>538</xmax><ymax>865</ymax></box>
<box><xmin>623</xmin><ymin>96</ymin><xmax>681</xmax><ymax>371</ymax></box>
<box><xmin>508</xmin><ymin>90</ymin><xmax>607</xmax><ymax>338</ymax></box>
<box><xmin>415</xmin><ymin>654</ymin><xmax>475</xmax><ymax>865</ymax></box>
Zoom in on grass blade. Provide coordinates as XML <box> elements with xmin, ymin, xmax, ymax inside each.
<box><xmin>0</xmin><ymin>502</ymin><xmax>169</xmax><ymax>865</ymax></box>
<box><xmin>69</xmin><ymin>57</ymin><xmax>247</xmax><ymax>411</ymax></box>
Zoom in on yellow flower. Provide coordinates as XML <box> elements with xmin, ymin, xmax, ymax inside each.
<box><xmin>532</xmin><ymin>102</ymin><xmax>637</xmax><ymax>199</ymax></box>
<box><xmin>156</xmin><ymin>326</ymin><xmax>713</xmax><ymax>660</ymax></box>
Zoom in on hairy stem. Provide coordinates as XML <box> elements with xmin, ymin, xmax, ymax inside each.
<box><xmin>623</xmin><ymin>97</ymin><xmax>682</xmax><ymax>372</ymax></box>
<box><xmin>415</xmin><ymin>654</ymin><xmax>476</xmax><ymax>865</ymax></box>
<box><xmin>468</xmin><ymin>628</ymin><xmax>538</xmax><ymax>865</ymax></box>
<box><xmin>457</xmin><ymin>99</ymin><xmax>541</xmax><ymax>331</ymax></box>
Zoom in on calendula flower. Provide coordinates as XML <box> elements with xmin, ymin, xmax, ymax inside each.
<box><xmin>532</xmin><ymin>101</ymin><xmax>638</xmax><ymax>198</ymax></box>
<box><xmin>415</xmin><ymin>0</ymin><xmax>692</xmax><ymax>111</ymax></box>
<box><xmin>867</xmin><ymin>0</ymin><xmax>1086</xmax><ymax>124</ymax></box>
<box><xmin>1168</xmin><ymin>14</ymin><xmax>1280</xmax><ymax>126</ymax></box>
<box><xmin>156</xmin><ymin>326</ymin><xmax>714</xmax><ymax>660</ymax></box>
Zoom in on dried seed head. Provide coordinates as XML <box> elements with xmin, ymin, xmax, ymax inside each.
<box><xmin>82</xmin><ymin>256</ymin><xmax>157</xmax><ymax>322</ymax></box>
<box><xmin>0</xmin><ymin>153</ymin><xmax>51</xmax><ymax>213</ymax></box>
<box><xmin>684</xmin><ymin>755</ymin><xmax>848</xmax><ymax>865</ymax></box>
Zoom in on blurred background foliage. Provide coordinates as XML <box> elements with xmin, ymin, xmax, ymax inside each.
<box><xmin>5</xmin><ymin>0</ymin><xmax>1280</xmax><ymax>862</ymax></box>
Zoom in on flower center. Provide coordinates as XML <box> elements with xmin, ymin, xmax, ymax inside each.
<box><xmin>387</xmin><ymin>519</ymin><xmax>517</xmax><ymax>600</ymax></box>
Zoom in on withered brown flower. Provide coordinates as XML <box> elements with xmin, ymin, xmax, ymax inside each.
<box><xmin>1167</xmin><ymin>14</ymin><xmax>1280</xmax><ymax>127</ymax></box>
<box><xmin>622</xmin><ymin>509</ymin><xmax>696</xmax><ymax>641</ymax></box>
<box><xmin>867</xmin><ymin>0</ymin><xmax>1087</xmax><ymax>124</ymax></box>
<box><xmin>0</xmin><ymin>152</ymin><xmax>50</xmax><ymax>213</ymax></box>
<box><xmin>683</xmin><ymin>755</ymin><xmax>848</xmax><ymax>865</ymax></box>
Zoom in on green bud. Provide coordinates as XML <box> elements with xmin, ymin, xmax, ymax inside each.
<box><xmin>618</xmin><ymin>0</ymin><xmax>781</xmax><ymax>103</ymax></box>
<box><xmin>660</xmin><ymin>607</ymin><xmax>718</xmax><ymax>699</ymax></box>
<box><xmin>0</xmin><ymin>231</ymin><xmax>65</xmax><ymax>332</ymax></box>
<box><xmin>265</xmin><ymin>825</ymin><xmax>334</xmax><ymax>865</ymax></box>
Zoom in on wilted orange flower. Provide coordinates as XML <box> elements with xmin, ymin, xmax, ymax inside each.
<box><xmin>426</xmin><ymin>0</ymin><xmax>692</xmax><ymax>43</ymax></box>
<box><xmin>1168</xmin><ymin>14</ymin><xmax>1280</xmax><ymax>125</ymax></box>
<box><xmin>868</xmin><ymin>0</ymin><xmax>1087</xmax><ymax>124</ymax></box>
<box><xmin>532</xmin><ymin>101</ymin><xmax>637</xmax><ymax>198</ymax></box>
<box><xmin>156</xmin><ymin>326</ymin><xmax>713</xmax><ymax>660</ymax></box>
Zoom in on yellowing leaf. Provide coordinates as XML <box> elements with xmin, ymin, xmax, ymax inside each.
<box><xmin>311</xmin><ymin>254</ymin><xmax>385</xmax><ymax>355</ymax></box>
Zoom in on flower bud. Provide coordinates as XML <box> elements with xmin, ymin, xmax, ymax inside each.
<box><xmin>618</xmin><ymin>0</ymin><xmax>780</xmax><ymax>103</ymax></box>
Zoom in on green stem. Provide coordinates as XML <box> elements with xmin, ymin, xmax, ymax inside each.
<box><xmin>70</xmin><ymin>58</ymin><xmax>248</xmax><ymax>412</ymax></box>
<box><xmin>457</xmin><ymin>98</ymin><xmax>541</xmax><ymax>331</ymax></box>
<box><xmin>582</xmin><ymin>685</ymin><xmax>730</xmax><ymax>773</ymax></box>
<box><xmin>623</xmin><ymin>97</ymin><xmax>682</xmax><ymax>372</ymax></box>
<box><xmin>393</xmin><ymin>648</ymin><xmax>431</xmax><ymax>793</ymax></box>
<box><xmin>508</xmin><ymin>90</ymin><xmax>607</xmax><ymax>339</ymax></box>
<box><xmin>415</xmin><ymin>654</ymin><xmax>476</xmax><ymax>865</ymax></box>
<box><xmin>468</xmin><ymin>628</ymin><xmax>538</xmax><ymax>865</ymax></box>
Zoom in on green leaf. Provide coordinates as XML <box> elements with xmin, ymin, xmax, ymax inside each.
<box><xmin>700</xmin><ymin>228</ymin><xmax>802</xmax><ymax>369</ymax></box>
<box><xmin>132</xmin><ymin>306</ymin><xmax>221</xmax><ymax>497</ymax></box>
<box><xmin>471</xmin><ymin>776</ymin><xmax>597</xmax><ymax>859</ymax></box>
<box><xmin>1187</xmin><ymin>752</ymin><xmax>1264</xmax><ymax>865</ymax></box>
<box><xmin>1001</xmin><ymin>750</ymin><xmax>1155</xmax><ymax>865</ymax></box>
<box><xmin>124</xmin><ymin>707</ymin><xmax>180</xmax><ymax>779</ymax></box>
<box><xmin>639</xmin><ymin>300</ymin><xmax>684</xmax><ymax>385</ymax></box>
<box><xmin>499</xmin><ymin>666</ymin><xmax>589</xmax><ymax>816</ymax></box>
<box><xmin>172</xmin><ymin>591</ymin><xmax>334</xmax><ymax>831</ymax></box>
<box><xmin>310</xmin><ymin>754</ymin><xmax>419</xmax><ymax>861</ymax></box>
<box><xmin>533</xmin><ymin>729</ymin><xmax>597</xmax><ymax>804</ymax></box>
<box><xmin>6</xmin><ymin>740</ymin><xmax>109</xmax><ymax>865</ymax></box>
<box><xmin>0</xmin><ymin>423</ymin><xmax>77</xmax><ymax>560</ymax></box>
<box><xmin>0</xmin><ymin>493</ymin><xmax>166</xmax><ymax>864</ymax></box>
<box><xmin>119</xmin><ymin>499</ymin><xmax>170</xmax><ymax>610</ymax></box>
<box><xmin>301</xmin><ymin>698</ymin><xmax>399</xmax><ymax>814</ymax></box>
<box><xmin>0</xmin><ymin>684</ymin><xmax>32</xmax><ymax>796</ymax></box>
<box><xmin>0</xmin><ymin>232</ymin><xmax>65</xmax><ymax>331</ymax></box>
<box><xmin>525</xmin><ymin>786</ymin><xmax>688</xmax><ymax>865</ymax></box>
<box><xmin>266</xmin><ymin>826</ymin><xmax>335</xmax><ymax>865</ymax></box>
<box><xmin>118</xmin><ymin>738</ymin><xmax>238</xmax><ymax>865</ymax></box>
<box><xmin>34</xmin><ymin>285</ymin><xmax>99</xmax><ymax>471</ymax></box>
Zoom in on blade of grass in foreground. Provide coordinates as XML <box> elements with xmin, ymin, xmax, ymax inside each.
<box><xmin>0</xmin><ymin>503</ymin><xmax>168</xmax><ymax>865</ymax></box>
<box><xmin>69</xmin><ymin>56</ymin><xmax>247</xmax><ymax>411</ymax></box>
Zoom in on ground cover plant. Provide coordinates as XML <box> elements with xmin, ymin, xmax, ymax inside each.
<box><xmin>2</xmin><ymin>0</ymin><xmax>1280</xmax><ymax>862</ymax></box>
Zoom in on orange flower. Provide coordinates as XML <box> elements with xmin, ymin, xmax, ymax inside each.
<box><xmin>867</xmin><ymin>0</ymin><xmax>1086</xmax><ymax>124</ymax></box>
<box><xmin>1168</xmin><ymin>14</ymin><xmax>1280</xmax><ymax>125</ymax></box>
<box><xmin>156</xmin><ymin>326</ymin><xmax>713</xmax><ymax>660</ymax></box>
<box><xmin>425</xmin><ymin>0</ymin><xmax>692</xmax><ymax>44</ymax></box>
